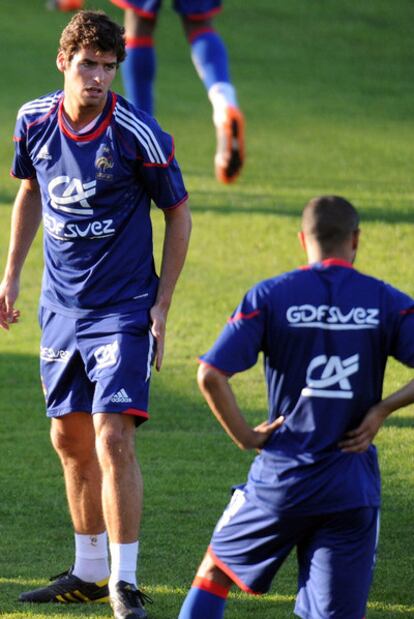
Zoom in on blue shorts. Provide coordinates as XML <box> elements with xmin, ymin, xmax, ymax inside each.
<box><xmin>209</xmin><ymin>488</ymin><xmax>379</xmax><ymax>618</ymax></box>
<box><xmin>109</xmin><ymin>0</ymin><xmax>222</xmax><ymax>20</ymax></box>
<box><xmin>39</xmin><ymin>307</ymin><xmax>155</xmax><ymax>424</ymax></box>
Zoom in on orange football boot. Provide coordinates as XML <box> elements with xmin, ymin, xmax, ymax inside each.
<box><xmin>214</xmin><ymin>106</ymin><xmax>245</xmax><ymax>184</ymax></box>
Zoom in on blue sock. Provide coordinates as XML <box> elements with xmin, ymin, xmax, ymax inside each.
<box><xmin>122</xmin><ymin>37</ymin><xmax>156</xmax><ymax>114</ymax></box>
<box><xmin>190</xmin><ymin>29</ymin><xmax>231</xmax><ymax>91</ymax></box>
<box><xmin>178</xmin><ymin>585</ymin><xmax>227</xmax><ymax>619</ymax></box>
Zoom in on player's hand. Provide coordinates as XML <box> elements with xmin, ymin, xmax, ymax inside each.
<box><xmin>250</xmin><ymin>416</ymin><xmax>285</xmax><ymax>450</ymax></box>
<box><xmin>0</xmin><ymin>278</ymin><xmax>20</xmax><ymax>331</ymax></box>
<box><xmin>338</xmin><ymin>404</ymin><xmax>389</xmax><ymax>453</ymax></box>
<box><xmin>149</xmin><ymin>303</ymin><xmax>167</xmax><ymax>371</ymax></box>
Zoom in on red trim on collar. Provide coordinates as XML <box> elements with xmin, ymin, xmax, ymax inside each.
<box><xmin>300</xmin><ymin>258</ymin><xmax>354</xmax><ymax>270</ymax></box>
<box><xmin>321</xmin><ymin>258</ymin><xmax>354</xmax><ymax>268</ymax></box>
<box><xmin>58</xmin><ymin>92</ymin><xmax>117</xmax><ymax>142</ymax></box>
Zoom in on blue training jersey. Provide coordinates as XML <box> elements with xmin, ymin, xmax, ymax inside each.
<box><xmin>200</xmin><ymin>259</ymin><xmax>414</xmax><ymax>514</ymax></box>
<box><xmin>12</xmin><ymin>90</ymin><xmax>188</xmax><ymax>317</ymax></box>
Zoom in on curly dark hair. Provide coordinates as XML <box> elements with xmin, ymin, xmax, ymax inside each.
<box><xmin>59</xmin><ymin>10</ymin><xmax>126</xmax><ymax>63</ymax></box>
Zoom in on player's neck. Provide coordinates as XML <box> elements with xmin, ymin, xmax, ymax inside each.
<box><xmin>62</xmin><ymin>100</ymin><xmax>103</xmax><ymax>132</ymax></box>
<box><xmin>305</xmin><ymin>238</ymin><xmax>356</xmax><ymax>265</ymax></box>
<box><xmin>306</xmin><ymin>247</ymin><xmax>356</xmax><ymax>265</ymax></box>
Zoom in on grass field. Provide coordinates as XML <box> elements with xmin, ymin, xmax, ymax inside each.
<box><xmin>1</xmin><ymin>0</ymin><xmax>414</xmax><ymax>617</ymax></box>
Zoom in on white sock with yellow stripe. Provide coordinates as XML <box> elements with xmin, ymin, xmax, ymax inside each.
<box><xmin>73</xmin><ymin>531</ymin><xmax>110</xmax><ymax>583</ymax></box>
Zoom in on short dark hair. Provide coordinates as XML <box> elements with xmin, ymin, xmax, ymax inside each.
<box><xmin>302</xmin><ymin>196</ymin><xmax>360</xmax><ymax>253</ymax></box>
<box><xmin>59</xmin><ymin>10</ymin><xmax>126</xmax><ymax>63</ymax></box>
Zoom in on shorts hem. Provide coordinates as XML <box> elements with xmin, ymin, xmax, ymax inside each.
<box><xmin>92</xmin><ymin>408</ymin><xmax>149</xmax><ymax>426</ymax></box>
<box><xmin>207</xmin><ymin>546</ymin><xmax>262</xmax><ymax>595</ymax></box>
<box><xmin>47</xmin><ymin>406</ymin><xmax>91</xmax><ymax>418</ymax></box>
<box><xmin>123</xmin><ymin>408</ymin><xmax>149</xmax><ymax>425</ymax></box>
<box><xmin>110</xmin><ymin>0</ymin><xmax>156</xmax><ymax>18</ymax></box>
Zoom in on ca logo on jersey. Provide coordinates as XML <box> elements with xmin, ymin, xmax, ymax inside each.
<box><xmin>301</xmin><ymin>354</ymin><xmax>359</xmax><ymax>399</ymax></box>
<box><xmin>48</xmin><ymin>176</ymin><xmax>96</xmax><ymax>215</ymax></box>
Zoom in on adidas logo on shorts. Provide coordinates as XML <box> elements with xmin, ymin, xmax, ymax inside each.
<box><xmin>110</xmin><ymin>388</ymin><xmax>132</xmax><ymax>403</ymax></box>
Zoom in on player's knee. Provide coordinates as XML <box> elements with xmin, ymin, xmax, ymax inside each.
<box><xmin>197</xmin><ymin>552</ymin><xmax>232</xmax><ymax>589</ymax></box>
<box><xmin>182</xmin><ymin>16</ymin><xmax>213</xmax><ymax>39</ymax></box>
<box><xmin>50</xmin><ymin>423</ymin><xmax>93</xmax><ymax>462</ymax></box>
<box><xmin>124</xmin><ymin>9</ymin><xmax>156</xmax><ymax>38</ymax></box>
<box><xmin>197</xmin><ymin>362</ymin><xmax>222</xmax><ymax>391</ymax></box>
<box><xmin>95</xmin><ymin>419</ymin><xmax>135</xmax><ymax>467</ymax></box>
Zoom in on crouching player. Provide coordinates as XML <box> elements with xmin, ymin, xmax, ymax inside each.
<box><xmin>178</xmin><ymin>196</ymin><xmax>414</xmax><ymax>619</ymax></box>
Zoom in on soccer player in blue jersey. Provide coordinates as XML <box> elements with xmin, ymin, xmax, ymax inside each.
<box><xmin>178</xmin><ymin>196</ymin><xmax>414</xmax><ymax>619</ymax></box>
<box><xmin>0</xmin><ymin>10</ymin><xmax>191</xmax><ymax>619</ymax></box>
<box><xmin>108</xmin><ymin>0</ymin><xmax>244</xmax><ymax>184</ymax></box>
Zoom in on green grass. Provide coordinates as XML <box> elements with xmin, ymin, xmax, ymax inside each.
<box><xmin>1</xmin><ymin>0</ymin><xmax>414</xmax><ymax>617</ymax></box>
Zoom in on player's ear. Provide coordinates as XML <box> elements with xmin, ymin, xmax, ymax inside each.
<box><xmin>298</xmin><ymin>230</ymin><xmax>306</xmax><ymax>251</ymax></box>
<box><xmin>352</xmin><ymin>228</ymin><xmax>360</xmax><ymax>251</ymax></box>
<box><xmin>56</xmin><ymin>50</ymin><xmax>68</xmax><ymax>73</ymax></box>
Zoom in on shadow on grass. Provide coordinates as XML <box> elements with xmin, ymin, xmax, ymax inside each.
<box><xmin>385</xmin><ymin>414</ymin><xmax>414</xmax><ymax>428</ymax></box>
<box><xmin>188</xmin><ymin>193</ymin><xmax>414</xmax><ymax>224</ymax></box>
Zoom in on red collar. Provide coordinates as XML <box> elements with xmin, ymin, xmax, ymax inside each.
<box><xmin>58</xmin><ymin>92</ymin><xmax>117</xmax><ymax>142</ymax></box>
<box><xmin>300</xmin><ymin>258</ymin><xmax>354</xmax><ymax>270</ymax></box>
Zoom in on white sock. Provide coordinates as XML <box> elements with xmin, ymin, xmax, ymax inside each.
<box><xmin>208</xmin><ymin>82</ymin><xmax>239</xmax><ymax>126</ymax></box>
<box><xmin>72</xmin><ymin>532</ymin><xmax>110</xmax><ymax>583</ymax></box>
<box><xmin>109</xmin><ymin>541</ymin><xmax>139</xmax><ymax>593</ymax></box>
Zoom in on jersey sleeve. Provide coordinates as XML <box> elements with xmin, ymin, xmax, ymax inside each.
<box><xmin>134</xmin><ymin>113</ymin><xmax>188</xmax><ymax>210</ymax></box>
<box><xmin>200</xmin><ymin>285</ymin><xmax>267</xmax><ymax>375</ymax></box>
<box><xmin>386</xmin><ymin>284</ymin><xmax>414</xmax><ymax>366</ymax></box>
<box><xmin>11</xmin><ymin>113</ymin><xmax>36</xmax><ymax>179</ymax></box>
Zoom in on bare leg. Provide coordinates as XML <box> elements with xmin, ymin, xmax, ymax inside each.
<box><xmin>196</xmin><ymin>551</ymin><xmax>233</xmax><ymax>588</ymax></box>
<box><xmin>124</xmin><ymin>8</ymin><xmax>156</xmax><ymax>39</ymax></box>
<box><xmin>181</xmin><ymin>15</ymin><xmax>212</xmax><ymax>39</ymax></box>
<box><xmin>93</xmin><ymin>413</ymin><xmax>142</xmax><ymax>543</ymax></box>
<box><xmin>51</xmin><ymin>412</ymin><xmax>105</xmax><ymax>534</ymax></box>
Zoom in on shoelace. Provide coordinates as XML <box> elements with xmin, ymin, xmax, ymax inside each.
<box><xmin>49</xmin><ymin>568</ymin><xmax>71</xmax><ymax>581</ymax></box>
<box><xmin>137</xmin><ymin>590</ymin><xmax>153</xmax><ymax>606</ymax></box>
<box><xmin>121</xmin><ymin>585</ymin><xmax>153</xmax><ymax>607</ymax></box>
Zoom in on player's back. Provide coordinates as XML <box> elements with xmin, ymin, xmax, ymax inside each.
<box><xmin>244</xmin><ymin>259</ymin><xmax>414</xmax><ymax>514</ymax></box>
<box><xmin>264</xmin><ymin>260</ymin><xmax>390</xmax><ymax>450</ymax></box>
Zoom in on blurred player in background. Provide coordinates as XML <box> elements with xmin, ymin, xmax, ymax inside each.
<box><xmin>109</xmin><ymin>0</ymin><xmax>245</xmax><ymax>184</ymax></box>
<box><xmin>178</xmin><ymin>196</ymin><xmax>414</xmax><ymax>619</ymax></box>
<box><xmin>0</xmin><ymin>10</ymin><xmax>191</xmax><ymax>619</ymax></box>
<box><xmin>47</xmin><ymin>0</ymin><xmax>85</xmax><ymax>10</ymax></box>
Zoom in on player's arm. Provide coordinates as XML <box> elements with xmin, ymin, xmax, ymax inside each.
<box><xmin>198</xmin><ymin>362</ymin><xmax>284</xmax><ymax>450</ymax></box>
<box><xmin>0</xmin><ymin>178</ymin><xmax>42</xmax><ymax>330</ymax></box>
<box><xmin>339</xmin><ymin>378</ymin><xmax>414</xmax><ymax>453</ymax></box>
<box><xmin>150</xmin><ymin>200</ymin><xmax>192</xmax><ymax>370</ymax></box>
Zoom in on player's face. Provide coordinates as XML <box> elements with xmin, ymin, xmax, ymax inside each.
<box><xmin>58</xmin><ymin>47</ymin><xmax>117</xmax><ymax>114</ymax></box>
